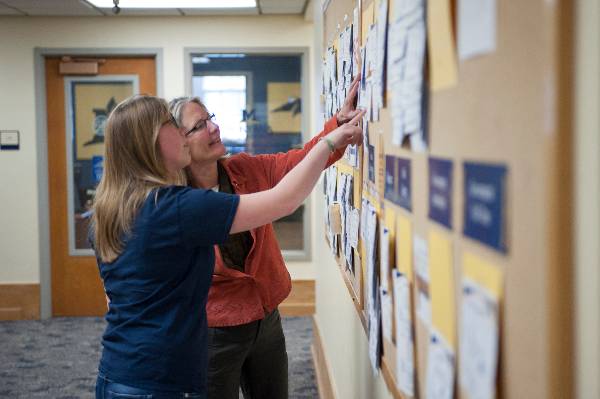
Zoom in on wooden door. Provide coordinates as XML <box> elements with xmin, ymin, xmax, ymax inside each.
<box><xmin>46</xmin><ymin>56</ymin><xmax>157</xmax><ymax>316</ymax></box>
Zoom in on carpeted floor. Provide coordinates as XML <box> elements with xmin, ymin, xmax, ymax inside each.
<box><xmin>0</xmin><ymin>316</ymin><xmax>318</xmax><ymax>398</ymax></box>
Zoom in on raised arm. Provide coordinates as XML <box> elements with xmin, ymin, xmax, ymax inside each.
<box><xmin>230</xmin><ymin>110</ymin><xmax>365</xmax><ymax>234</ymax></box>
<box><xmin>253</xmin><ymin>73</ymin><xmax>364</xmax><ymax>186</ymax></box>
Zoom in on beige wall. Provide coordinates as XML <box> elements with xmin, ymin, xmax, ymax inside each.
<box><xmin>575</xmin><ymin>0</ymin><xmax>600</xmax><ymax>397</ymax></box>
<box><xmin>313</xmin><ymin>191</ymin><xmax>394</xmax><ymax>399</ymax></box>
<box><xmin>0</xmin><ymin>15</ymin><xmax>316</xmax><ymax>284</ymax></box>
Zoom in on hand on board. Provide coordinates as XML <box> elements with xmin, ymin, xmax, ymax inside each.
<box><xmin>336</xmin><ymin>73</ymin><xmax>362</xmax><ymax>125</ymax></box>
<box><xmin>329</xmin><ymin>109</ymin><xmax>366</xmax><ymax>149</ymax></box>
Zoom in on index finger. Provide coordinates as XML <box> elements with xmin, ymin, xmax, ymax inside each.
<box><xmin>348</xmin><ymin>109</ymin><xmax>366</xmax><ymax>125</ymax></box>
<box><xmin>343</xmin><ymin>74</ymin><xmax>360</xmax><ymax>103</ymax></box>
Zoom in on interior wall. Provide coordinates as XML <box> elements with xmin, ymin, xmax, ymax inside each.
<box><xmin>0</xmin><ymin>15</ymin><xmax>315</xmax><ymax>284</ymax></box>
<box><xmin>575</xmin><ymin>0</ymin><xmax>600</xmax><ymax>397</ymax></box>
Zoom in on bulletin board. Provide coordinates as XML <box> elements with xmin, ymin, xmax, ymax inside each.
<box><xmin>322</xmin><ymin>0</ymin><xmax>573</xmax><ymax>398</ymax></box>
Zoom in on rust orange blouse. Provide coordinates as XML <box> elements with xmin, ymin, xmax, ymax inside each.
<box><xmin>207</xmin><ymin>116</ymin><xmax>343</xmax><ymax>327</ymax></box>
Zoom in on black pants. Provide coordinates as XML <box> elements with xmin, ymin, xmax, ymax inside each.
<box><xmin>206</xmin><ymin>309</ymin><xmax>288</xmax><ymax>399</ymax></box>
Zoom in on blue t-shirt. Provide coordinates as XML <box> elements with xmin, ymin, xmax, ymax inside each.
<box><xmin>96</xmin><ymin>186</ymin><xmax>239</xmax><ymax>393</ymax></box>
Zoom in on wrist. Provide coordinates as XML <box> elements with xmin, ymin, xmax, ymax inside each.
<box><xmin>319</xmin><ymin>137</ymin><xmax>336</xmax><ymax>153</ymax></box>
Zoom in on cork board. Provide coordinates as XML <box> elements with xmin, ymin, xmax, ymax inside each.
<box><xmin>322</xmin><ymin>0</ymin><xmax>574</xmax><ymax>398</ymax></box>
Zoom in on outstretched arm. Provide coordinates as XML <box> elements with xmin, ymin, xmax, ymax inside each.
<box><xmin>252</xmin><ymin>73</ymin><xmax>364</xmax><ymax>187</ymax></box>
<box><xmin>230</xmin><ymin>110</ymin><xmax>365</xmax><ymax>234</ymax></box>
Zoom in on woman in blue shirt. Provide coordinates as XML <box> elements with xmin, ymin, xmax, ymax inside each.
<box><xmin>92</xmin><ymin>95</ymin><xmax>364</xmax><ymax>398</ymax></box>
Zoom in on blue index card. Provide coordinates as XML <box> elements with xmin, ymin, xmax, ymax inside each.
<box><xmin>428</xmin><ymin>157</ymin><xmax>453</xmax><ymax>229</ymax></box>
<box><xmin>463</xmin><ymin>162</ymin><xmax>508</xmax><ymax>253</ymax></box>
<box><xmin>397</xmin><ymin>157</ymin><xmax>412</xmax><ymax>211</ymax></box>
<box><xmin>384</xmin><ymin>155</ymin><xmax>397</xmax><ymax>203</ymax></box>
<box><xmin>368</xmin><ymin>143</ymin><xmax>376</xmax><ymax>182</ymax></box>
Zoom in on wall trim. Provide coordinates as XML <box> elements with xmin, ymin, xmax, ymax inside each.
<box><xmin>311</xmin><ymin>315</ymin><xmax>337</xmax><ymax>399</ymax></box>
<box><xmin>280</xmin><ymin>279</ymin><xmax>315</xmax><ymax>316</ymax></box>
<box><xmin>34</xmin><ymin>47</ymin><xmax>163</xmax><ymax>319</ymax></box>
<box><xmin>0</xmin><ymin>284</ymin><xmax>40</xmax><ymax>320</ymax></box>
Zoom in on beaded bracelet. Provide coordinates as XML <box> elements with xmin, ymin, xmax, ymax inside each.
<box><xmin>319</xmin><ymin>137</ymin><xmax>336</xmax><ymax>153</ymax></box>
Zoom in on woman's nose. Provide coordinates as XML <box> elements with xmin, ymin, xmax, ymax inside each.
<box><xmin>208</xmin><ymin>120</ymin><xmax>219</xmax><ymax>133</ymax></box>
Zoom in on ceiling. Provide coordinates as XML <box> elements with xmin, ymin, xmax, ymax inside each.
<box><xmin>0</xmin><ymin>0</ymin><xmax>311</xmax><ymax>16</ymax></box>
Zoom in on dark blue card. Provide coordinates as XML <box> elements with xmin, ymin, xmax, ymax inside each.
<box><xmin>397</xmin><ymin>157</ymin><xmax>412</xmax><ymax>211</ymax></box>
<box><xmin>428</xmin><ymin>157</ymin><xmax>453</xmax><ymax>228</ymax></box>
<box><xmin>368</xmin><ymin>143</ymin><xmax>375</xmax><ymax>182</ymax></box>
<box><xmin>384</xmin><ymin>155</ymin><xmax>397</xmax><ymax>203</ymax></box>
<box><xmin>463</xmin><ymin>162</ymin><xmax>508</xmax><ymax>253</ymax></box>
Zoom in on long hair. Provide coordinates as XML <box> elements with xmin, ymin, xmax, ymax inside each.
<box><xmin>92</xmin><ymin>95</ymin><xmax>186</xmax><ymax>263</ymax></box>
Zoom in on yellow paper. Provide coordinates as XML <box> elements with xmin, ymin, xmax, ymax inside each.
<box><xmin>429</xmin><ymin>229</ymin><xmax>456</xmax><ymax>349</ymax></box>
<box><xmin>427</xmin><ymin>0</ymin><xmax>458</xmax><ymax>91</ymax></box>
<box><xmin>362</xmin><ymin>189</ymin><xmax>381</xmax><ymax>214</ymax></box>
<box><xmin>385</xmin><ymin>207</ymin><xmax>396</xmax><ymax>266</ymax></box>
<box><xmin>336</xmin><ymin>161</ymin><xmax>354</xmax><ymax>176</ymax></box>
<box><xmin>362</xmin><ymin>1</ymin><xmax>374</xmax><ymax>45</ymax></box>
<box><xmin>396</xmin><ymin>213</ymin><xmax>413</xmax><ymax>281</ymax></box>
<box><xmin>462</xmin><ymin>252</ymin><xmax>504</xmax><ymax>300</ymax></box>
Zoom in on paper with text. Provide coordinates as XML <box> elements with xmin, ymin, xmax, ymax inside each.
<box><xmin>393</xmin><ymin>270</ymin><xmax>415</xmax><ymax>396</ymax></box>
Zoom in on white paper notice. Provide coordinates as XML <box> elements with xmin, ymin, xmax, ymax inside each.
<box><xmin>345</xmin><ymin>143</ymin><xmax>359</xmax><ymax>167</ymax></box>
<box><xmin>387</xmin><ymin>0</ymin><xmax>426</xmax><ymax>147</ymax></box>
<box><xmin>413</xmin><ymin>233</ymin><xmax>431</xmax><ymax>326</ymax></box>
<box><xmin>373</xmin><ymin>0</ymin><xmax>389</xmax><ymax>118</ymax></box>
<box><xmin>368</xmin><ymin>294</ymin><xmax>382</xmax><ymax>375</ymax></box>
<box><xmin>366</xmin><ymin>204</ymin><xmax>378</xmax><ymax>311</ymax></box>
<box><xmin>352</xmin><ymin>7</ymin><xmax>360</xmax><ymax>77</ymax></box>
<box><xmin>413</xmin><ymin>234</ymin><xmax>429</xmax><ymax>283</ymax></box>
<box><xmin>459</xmin><ymin>279</ymin><xmax>500</xmax><ymax>399</ymax></box>
<box><xmin>381</xmin><ymin>287</ymin><xmax>393</xmax><ymax>341</ymax></box>
<box><xmin>425</xmin><ymin>331</ymin><xmax>455</xmax><ymax>399</ymax></box>
<box><xmin>457</xmin><ymin>0</ymin><xmax>497</xmax><ymax>60</ymax></box>
<box><xmin>348</xmin><ymin>207</ymin><xmax>360</xmax><ymax>248</ymax></box>
<box><xmin>360</xmin><ymin>198</ymin><xmax>369</xmax><ymax>241</ymax></box>
<box><xmin>393</xmin><ymin>270</ymin><xmax>415</xmax><ymax>397</ymax></box>
<box><xmin>417</xmin><ymin>290</ymin><xmax>432</xmax><ymax>328</ymax></box>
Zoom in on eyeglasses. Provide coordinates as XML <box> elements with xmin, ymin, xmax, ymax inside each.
<box><xmin>184</xmin><ymin>113</ymin><xmax>216</xmax><ymax>137</ymax></box>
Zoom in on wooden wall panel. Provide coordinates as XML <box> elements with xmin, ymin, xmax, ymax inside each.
<box><xmin>0</xmin><ymin>284</ymin><xmax>40</xmax><ymax>320</ymax></box>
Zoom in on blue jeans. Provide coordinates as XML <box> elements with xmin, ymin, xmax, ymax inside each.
<box><xmin>96</xmin><ymin>373</ymin><xmax>205</xmax><ymax>399</ymax></box>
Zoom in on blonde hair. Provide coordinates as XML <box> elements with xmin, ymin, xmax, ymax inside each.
<box><xmin>92</xmin><ymin>95</ymin><xmax>186</xmax><ymax>263</ymax></box>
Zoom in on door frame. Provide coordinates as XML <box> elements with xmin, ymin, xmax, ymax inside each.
<box><xmin>34</xmin><ymin>48</ymin><xmax>163</xmax><ymax>319</ymax></box>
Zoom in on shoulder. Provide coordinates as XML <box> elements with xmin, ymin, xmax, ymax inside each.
<box><xmin>221</xmin><ymin>153</ymin><xmax>265</xmax><ymax>174</ymax></box>
<box><xmin>221</xmin><ymin>152</ymin><xmax>254</xmax><ymax>166</ymax></box>
<box><xmin>152</xmin><ymin>186</ymin><xmax>193</xmax><ymax>206</ymax></box>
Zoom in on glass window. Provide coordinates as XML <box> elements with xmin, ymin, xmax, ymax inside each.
<box><xmin>193</xmin><ymin>75</ymin><xmax>248</xmax><ymax>153</ymax></box>
<box><xmin>191</xmin><ymin>53</ymin><xmax>308</xmax><ymax>258</ymax></box>
<box><xmin>65</xmin><ymin>76</ymin><xmax>138</xmax><ymax>255</ymax></box>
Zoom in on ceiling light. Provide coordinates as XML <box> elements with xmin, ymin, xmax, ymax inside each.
<box><xmin>88</xmin><ymin>0</ymin><xmax>256</xmax><ymax>8</ymax></box>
